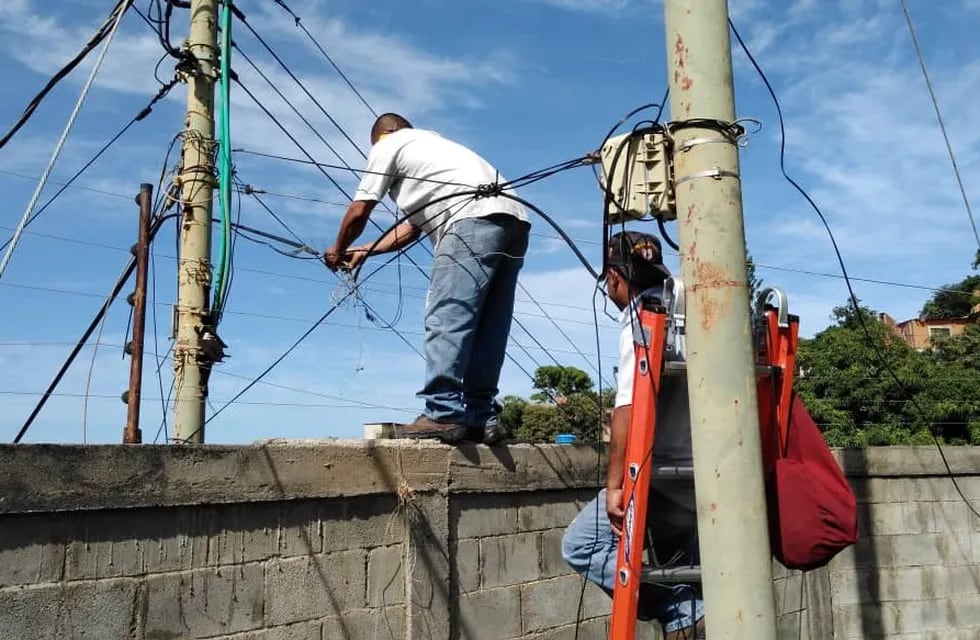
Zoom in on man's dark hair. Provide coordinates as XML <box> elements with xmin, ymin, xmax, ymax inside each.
<box><xmin>371</xmin><ymin>113</ymin><xmax>413</xmax><ymax>141</ymax></box>
<box><xmin>607</xmin><ymin>230</ymin><xmax>671</xmax><ymax>290</ymax></box>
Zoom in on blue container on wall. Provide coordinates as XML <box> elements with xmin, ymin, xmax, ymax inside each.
<box><xmin>555</xmin><ymin>434</ymin><xmax>577</xmax><ymax>444</ymax></box>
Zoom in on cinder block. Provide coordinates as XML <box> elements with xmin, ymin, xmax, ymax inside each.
<box><xmin>265</xmin><ymin>550</ymin><xmax>368</xmax><ymax>626</ymax></box>
<box><xmin>458</xmin><ymin>586</ymin><xmax>521</xmax><ymax>640</ymax></box>
<box><xmin>0</xmin><ymin>513</ymin><xmax>66</xmax><ymax>587</ymax></box>
<box><xmin>404</xmin><ymin>493</ymin><xmax>451</xmax><ymax>639</ymax></box>
<box><xmin>513</xmin><ymin>616</ymin><xmax>609</xmax><ymax>640</ymax></box>
<box><xmin>539</xmin><ymin>529</ymin><xmax>573</xmax><ymax>579</ymax></box>
<box><xmin>481</xmin><ymin>533</ymin><xmax>541</xmax><ymax>588</ymax></box>
<box><xmin>777</xmin><ymin>611</ymin><xmax>805</xmax><ymax>640</ymax></box>
<box><xmin>323</xmin><ymin>497</ymin><xmax>403</xmax><ymax>552</ymax></box>
<box><xmin>65</xmin><ymin>511</ymin><xmax>145</xmax><ymax>580</ymax></box>
<box><xmin>279</xmin><ymin>500</ymin><xmax>324</xmax><ymax>557</ymax></box>
<box><xmin>925</xmin><ymin>629</ymin><xmax>980</xmax><ymax>640</ymax></box>
<box><xmin>208</xmin><ymin>503</ymin><xmax>280</xmax><ymax>567</ymax></box>
<box><xmin>323</xmin><ymin>607</ymin><xmax>406</xmax><ymax>640</ymax></box>
<box><xmin>931</xmin><ymin>501</ymin><xmax>971</xmax><ymax>533</ymax></box>
<box><xmin>143</xmin><ymin>563</ymin><xmax>265</xmax><ymax>638</ymax></box>
<box><xmin>854</xmin><ymin>477</ymin><xmax>980</xmax><ymax>504</ymax></box>
<box><xmin>0</xmin><ymin>578</ymin><xmax>137</xmax><ymax>639</ymax></box>
<box><xmin>207</xmin><ymin>620</ymin><xmax>322</xmax><ymax>639</ymax></box>
<box><xmin>143</xmin><ymin>507</ymin><xmax>212</xmax><ymax>575</ymax></box>
<box><xmin>368</xmin><ymin>545</ymin><xmax>404</xmax><ymax>607</ymax></box>
<box><xmin>451</xmin><ymin>494</ymin><xmax>519</xmax><ymax>539</ymax></box>
<box><xmin>518</xmin><ymin>494</ymin><xmax>584</xmax><ymax>532</ymax></box>
<box><xmin>774</xmin><ymin>571</ymin><xmax>804</xmax><ymax>614</ymax></box>
<box><xmin>455</xmin><ymin>538</ymin><xmax>481</xmax><ymax>593</ymax></box>
<box><xmin>833</xmin><ymin>601</ymin><xmax>902</xmax><ymax>638</ymax></box>
<box><xmin>521</xmin><ymin>575</ymin><xmax>609</xmax><ymax>633</ymax></box>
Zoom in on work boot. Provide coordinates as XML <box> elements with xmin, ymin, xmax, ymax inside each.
<box><xmin>394</xmin><ymin>415</ymin><xmax>466</xmax><ymax>443</ymax></box>
<box><xmin>464</xmin><ymin>423</ymin><xmax>503</xmax><ymax>445</ymax></box>
<box><xmin>664</xmin><ymin>617</ymin><xmax>705</xmax><ymax>640</ymax></box>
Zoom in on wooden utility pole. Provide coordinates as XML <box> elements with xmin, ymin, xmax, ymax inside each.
<box><xmin>663</xmin><ymin>1</ymin><xmax>778</xmax><ymax>638</ymax></box>
<box><xmin>173</xmin><ymin>0</ymin><xmax>219</xmax><ymax>443</ymax></box>
<box><xmin>123</xmin><ymin>183</ymin><xmax>153</xmax><ymax>444</ymax></box>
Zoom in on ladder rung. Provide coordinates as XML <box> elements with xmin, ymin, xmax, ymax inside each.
<box><xmin>652</xmin><ymin>465</ymin><xmax>694</xmax><ymax>478</ymax></box>
<box><xmin>664</xmin><ymin>361</ymin><xmax>774</xmax><ymax>377</ymax></box>
<box><xmin>640</xmin><ymin>565</ymin><xmax>702</xmax><ymax>583</ymax></box>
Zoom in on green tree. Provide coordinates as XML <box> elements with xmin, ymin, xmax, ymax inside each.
<box><xmin>530</xmin><ymin>365</ymin><xmax>594</xmax><ymax>402</ymax></box>
<box><xmin>920</xmin><ymin>275</ymin><xmax>980</xmax><ymax>319</ymax></box>
<box><xmin>500</xmin><ymin>365</ymin><xmax>609</xmax><ymax>442</ymax></box>
<box><xmin>794</xmin><ymin>299</ymin><xmax>980</xmax><ymax>446</ymax></box>
<box><xmin>794</xmin><ymin>300</ymin><xmax>933</xmax><ymax>446</ymax></box>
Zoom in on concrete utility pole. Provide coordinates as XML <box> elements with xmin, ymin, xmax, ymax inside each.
<box><xmin>662</xmin><ymin>1</ymin><xmax>778</xmax><ymax>638</ymax></box>
<box><xmin>173</xmin><ymin>0</ymin><xmax>219</xmax><ymax>443</ymax></box>
<box><xmin>123</xmin><ymin>183</ymin><xmax>153</xmax><ymax>445</ymax></box>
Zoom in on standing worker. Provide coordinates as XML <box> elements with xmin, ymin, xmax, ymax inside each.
<box><xmin>323</xmin><ymin>113</ymin><xmax>531</xmax><ymax>444</ymax></box>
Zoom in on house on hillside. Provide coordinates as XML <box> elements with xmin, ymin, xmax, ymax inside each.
<box><xmin>879</xmin><ymin>295</ymin><xmax>980</xmax><ymax>351</ymax></box>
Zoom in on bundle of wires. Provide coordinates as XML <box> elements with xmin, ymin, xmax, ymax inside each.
<box><xmin>212</xmin><ymin>0</ymin><xmax>234</xmax><ymax>322</ymax></box>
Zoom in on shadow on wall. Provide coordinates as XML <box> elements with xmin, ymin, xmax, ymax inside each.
<box><xmin>840</xmin><ymin>447</ymin><xmax>883</xmax><ymax>639</ymax></box>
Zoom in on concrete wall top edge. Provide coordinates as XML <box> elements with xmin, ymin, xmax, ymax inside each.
<box><xmin>0</xmin><ymin>442</ymin><xmax>975</xmax><ymax>515</ymax></box>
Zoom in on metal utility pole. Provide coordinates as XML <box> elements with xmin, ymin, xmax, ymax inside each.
<box><xmin>173</xmin><ymin>0</ymin><xmax>219</xmax><ymax>443</ymax></box>
<box><xmin>663</xmin><ymin>1</ymin><xmax>777</xmax><ymax>638</ymax></box>
<box><xmin>123</xmin><ymin>183</ymin><xmax>153</xmax><ymax>444</ymax></box>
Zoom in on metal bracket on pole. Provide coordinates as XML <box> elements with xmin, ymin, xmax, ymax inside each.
<box><xmin>674</xmin><ymin>167</ymin><xmax>740</xmax><ymax>187</ymax></box>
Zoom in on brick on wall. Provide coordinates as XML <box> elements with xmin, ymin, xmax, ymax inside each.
<box><xmin>143</xmin><ymin>563</ymin><xmax>265</xmax><ymax>638</ymax></box>
<box><xmin>0</xmin><ymin>578</ymin><xmax>138</xmax><ymax>640</ymax></box>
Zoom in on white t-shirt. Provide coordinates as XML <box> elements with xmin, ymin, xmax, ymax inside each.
<box><xmin>353</xmin><ymin>128</ymin><xmax>528</xmax><ymax>247</ymax></box>
<box><xmin>615</xmin><ymin>288</ymin><xmax>694</xmax><ymax>468</ymax></box>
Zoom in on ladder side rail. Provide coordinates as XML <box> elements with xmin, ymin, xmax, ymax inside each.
<box><xmin>609</xmin><ymin>304</ymin><xmax>667</xmax><ymax>639</ymax></box>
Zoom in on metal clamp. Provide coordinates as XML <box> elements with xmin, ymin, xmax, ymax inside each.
<box><xmin>677</xmin><ymin>136</ymin><xmax>733</xmax><ymax>153</ymax></box>
<box><xmin>755</xmin><ymin>286</ymin><xmax>789</xmax><ymax>328</ymax></box>
<box><xmin>674</xmin><ymin>167</ymin><xmax>740</xmax><ymax>187</ymax></box>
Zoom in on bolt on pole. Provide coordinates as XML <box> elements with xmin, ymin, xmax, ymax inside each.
<box><xmin>123</xmin><ymin>183</ymin><xmax>153</xmax><ymax>444</ymax></box>
<box><xmin>663</xmin><ymin>0</ymin><xmax>778</xmax><ymax>638</ymax></box>
<box><xmin>173</xmin><ymin>0</ymin><xmax>219</xmax><ymax>444</ymax></box>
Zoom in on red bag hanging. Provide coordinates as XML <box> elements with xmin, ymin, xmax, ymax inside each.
<box><xmin>765</xmin><ymin>393</ymin><xmax>859</xmax><ymax>570</ymax></box>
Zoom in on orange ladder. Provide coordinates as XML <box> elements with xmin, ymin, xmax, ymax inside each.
<box><xmin>608</xmin><ymin>283</ymin><xmax>799</xmax><ymax>639</ymax></box>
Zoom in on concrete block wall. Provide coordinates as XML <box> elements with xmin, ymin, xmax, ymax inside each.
<box><xmin>0</xmin><ymin>442</ymin><xmax>978</xmax><ymax>639</ymax></box>
<box><xmin>830</xmin><ymin>447</ymin><xmax>980</xmax><ymax>640</ymax></box>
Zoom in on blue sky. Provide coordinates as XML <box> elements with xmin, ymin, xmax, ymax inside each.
<box><xmin>1</xmin><ymin>0</ymin><xmax>978</xmax><ymax>445</ymax></box>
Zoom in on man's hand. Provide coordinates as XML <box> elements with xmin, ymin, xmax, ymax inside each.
<box><xmin>324</xmin><ymin>246</ymin><xmax>369</xmax><ymax>272</ymax></box>
<box><xmin>323</xmin><ymin>245</ymin><xmax>343</xmax><ymax>271</ymax></box>
<box><xmin>343</xmin><ymin>247</ymin><xmax>369</xmax><ymax>272</ymax></box>
<box><xmin>606</xmin><ymin>488</ymin><xmax>625</xmax><ymax>536</ymax></box>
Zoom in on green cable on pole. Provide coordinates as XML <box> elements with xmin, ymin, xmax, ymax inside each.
<box><xmin>213</xmin><ymin>0</ymin><xmax>233</xmax><ymax>322</ymax></box>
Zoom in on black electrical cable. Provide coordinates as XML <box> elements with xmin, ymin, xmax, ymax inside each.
<box><xmin>270</xmin><ymin>0</ymin><xmax>379</xmax><ymax>118</ymax></box>
<box><xmin>728</xmin><ymin>17</ymin><xmax>980</xmax><ymax>520</ymax></box>
<box><xmin>573</xmin><ymin>98</ymin><xmax>673</xmax><ymax>639</ymax></box>
<box><xmin>0</xmin><ymin>0</ymin><xmax>132</xmax><ymax>152</ymax></box>
<box><xmin>200</xmin><ymin>189</ymin><xmax>590</xmax><ymax>434</ymax></box>
<box><xmin>187</xmin><ymin>249</ymin><xmax>408</xmax><ymax>439</ymax></box>
<box><xmin>0</xmin><ymin>79</ymin><xmax>179</xmax><ymax>253</ymax></box>
<box><xmin>12</xmin><ymin>213</ymin><xmax>177</xmax><ymax>444</ymax></box>
<box><xmin>229</xmin><ymin>4</ymin><xmax>366</xmax><ymax>160</ymax></box>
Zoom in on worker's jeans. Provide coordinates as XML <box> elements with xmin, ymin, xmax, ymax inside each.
<box><xmin>561</xmin><ymin>489</ymin><xmax>704</xmax><ymax>634</ymax></box>
<box><xmin>419</xmin><ymin>214</ymin><xmax>530</xmax><ymax>426</ymax></box>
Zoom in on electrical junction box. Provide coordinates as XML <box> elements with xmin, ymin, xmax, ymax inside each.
<box><xmin>599</xmin><ymin>131</ymin><xmax>675</xmax><ymax>223</ymax></box>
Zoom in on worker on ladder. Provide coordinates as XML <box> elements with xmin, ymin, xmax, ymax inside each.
<box><xmin>561</xmin><ymin>231</ymin><xmax>705</xmax><ymax>639</ymax></box>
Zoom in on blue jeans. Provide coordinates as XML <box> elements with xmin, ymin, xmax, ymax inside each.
<box><xmin>419</xmin><ymin>214</ymin><xmax>530</xmax><ymax>426</ymax></box>
<box><xmin>561</xmin><ymin>488</ymin><xmax>704</xmax><ymax>634</ymax></box>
